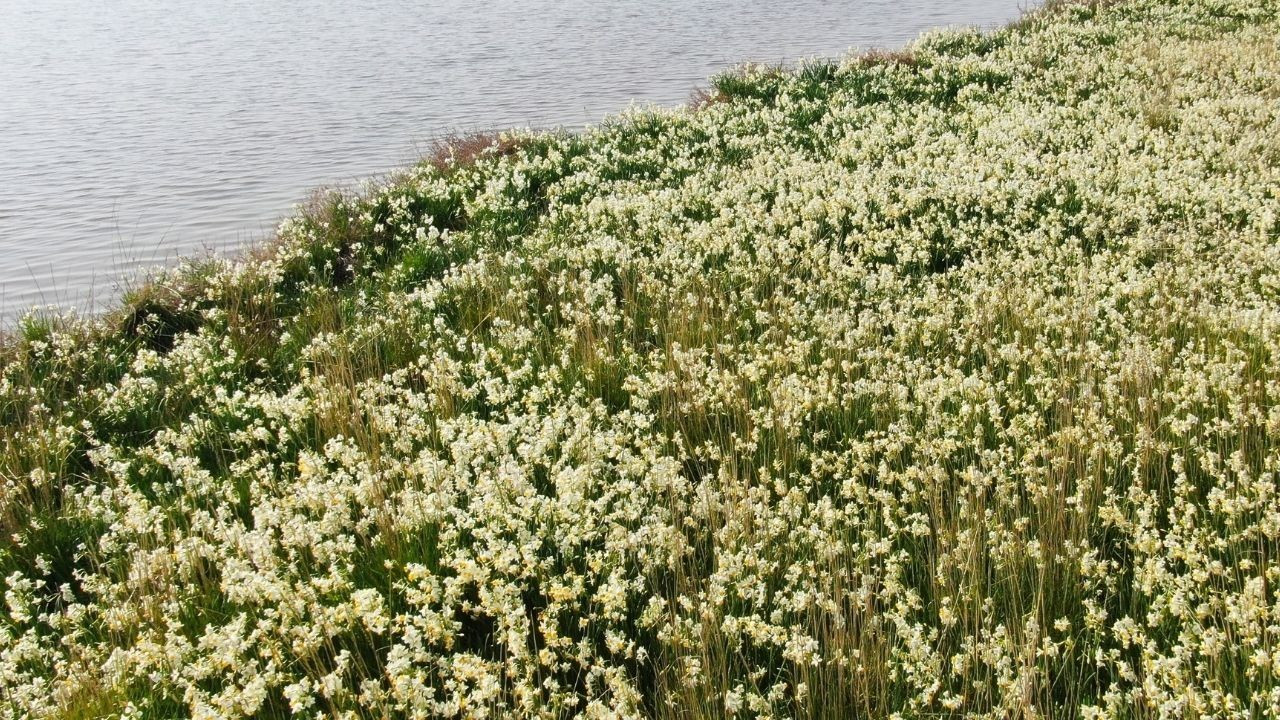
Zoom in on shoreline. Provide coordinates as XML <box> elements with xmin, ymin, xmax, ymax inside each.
<box><xmin>0</xmin><ymin>2</ymin><xmax>1040</xmax><ymax>330</ymax></box>
<box><xmin>0</xmin><ymin>3</ymin><xmax>1059</xmax><ymax>335</ymax></box>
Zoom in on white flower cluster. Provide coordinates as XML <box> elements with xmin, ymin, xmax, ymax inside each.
<box><xmin>3</xmin><ymin>0</ymin><xmax>1280</xmax><ymax>717</ymax></box>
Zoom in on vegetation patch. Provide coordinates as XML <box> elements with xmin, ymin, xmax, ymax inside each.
<box><xmin>3</xmin><ymin>0</ymin><xmax>1280</xmax><ymax>717</ymax></box>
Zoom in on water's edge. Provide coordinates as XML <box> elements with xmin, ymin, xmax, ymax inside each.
<box><xmin>0</xmin><ymin>0</ymin><xmax>1035</xmax><ymax>325</ymax></box>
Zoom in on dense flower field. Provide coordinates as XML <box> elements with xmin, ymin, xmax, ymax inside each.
<box><xmin>3</xmin><ymin>0</ymin><xmax>1280</xmax><ymax>717</ymax></box>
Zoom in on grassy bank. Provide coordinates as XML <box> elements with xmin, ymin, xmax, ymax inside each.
<box><xmin>4</xmin><ymin>0</ymin><xmax>1280</xmax><ymax>717</ymax></box>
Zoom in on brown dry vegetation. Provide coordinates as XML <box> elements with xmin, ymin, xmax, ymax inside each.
<box><xmin>423</xmin><ymin>131</ymin><xmax>526</xmax><ymax>174</ymax></box>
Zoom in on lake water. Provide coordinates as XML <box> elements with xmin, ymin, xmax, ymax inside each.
<box><xmin>0</xmin><ymin>0</ymin><xmax>1034</xmax><ymax>323</ymax></box>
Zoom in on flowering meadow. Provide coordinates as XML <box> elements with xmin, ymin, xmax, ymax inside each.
<box><xmin>3</xmin><ymin>0</ymin><xmax>1280</xmax><ymax>717</ymax></box>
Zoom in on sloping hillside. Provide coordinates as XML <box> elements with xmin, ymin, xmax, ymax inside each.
<box><xmin>3</xmin><ymin>1</ymin><xmax>1279</xmax><ymax>717</ymax></box>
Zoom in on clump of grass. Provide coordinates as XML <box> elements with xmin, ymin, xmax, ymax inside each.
<box><xmin>851</xmin><ymin>48</ymin><xmax>919</xmax><ymax>68</ymax></box>
<box><xmin>424</xmin><ymin>131</ymin><xmax>526</xmax><ymax>174</ymax></box>
<box><xmin>687</xmin><ymin>86</ymin><xmax>729</xmax><ymax>111</ymax></box>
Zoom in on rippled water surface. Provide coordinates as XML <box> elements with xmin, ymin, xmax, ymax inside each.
<box><xmin>0</xmin><ymin>0</ymin><xmax>1033</xmax><ymax>321</ymax></box>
